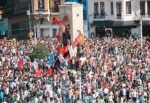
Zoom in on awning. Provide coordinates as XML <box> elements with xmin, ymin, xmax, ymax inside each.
<box><xmin>91</xmin><ymin>20</ymin><xmax>138</xmax><ymax>27</ymax></box>
<box><xmin>91</xmin><ymin>20</ymin><xmax>113</xmax><ymax>27</ymax></box>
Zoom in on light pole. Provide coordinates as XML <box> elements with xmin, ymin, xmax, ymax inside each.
<box><xmin>140</xmin><ymin>18</ymin><xmax>143</xmax><ymax>49</ymax></box>
<box><xmin>78</xmin><ymin>71</ymin><xmax>82</xmax><ymax>103</ymax></box>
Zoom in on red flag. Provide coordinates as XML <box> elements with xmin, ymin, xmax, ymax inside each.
<box><xmin>59</xmin><ymin>46</ymin><xmax>65</xmax><ymax>55</ymax></box>
<box><xmin>60</xmin><ymin>24</ymin><xmax>66</xmax><ymax>33</ymax></box>
<box><xmin>35</xmin><ymin>69</ymin><xmax>42</xmax><ymax>77</ymax></box>
<box><xmin>53</xmin><ymin>18</ymin><xmax>61</xmax><ymax>25</ymax></box>
<box><xmin>73</xmin><ymin>38</ymin><xmax>79</xmax><ymax>46</ymax></box>
<box><xmin>17</xmin><ymin>59</ymin><xmax>24</xmax><ymax>70</ymax></box>
<box><xmin>64</xmin><ymin>46</ymin><xmax>69</xmax><ymax>53</ymax></box>
<box><xmin>78</xmin><ymin>34</ymin><xmax>84</xmax><ymax>45</ymax></box>
<box><xmin>56</xmin><ymin>45</ymin><xmax>61</xmax><ymax>52</ymax></box>
<box><xmin>67</xmin><ymin>39</ymin><xmax>70</xmax><ymax>45</ymax></box>
<box><xmin>57</xmin><ymin>32</ymin><xmax>61</xmax><ymax>42</ymax></box>
<box><xmin>46</xmin><ymin>68</ymin><xmax>53</xmax><ymax>75</ymax></box>
<box><xmin>67</xmin><ymin>54</ymin><xmax>70</xmax><ymax>64</ymax></box>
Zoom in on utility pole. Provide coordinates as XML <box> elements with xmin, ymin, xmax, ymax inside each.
<box><xmin>140</xmin><ymin>19</ymin><xmax>143</xmax><ymax>49</ymax></box>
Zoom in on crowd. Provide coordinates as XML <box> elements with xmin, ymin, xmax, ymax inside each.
<box><xmin>0</xmin><ymin>36</ymin><xmax>149</xmax><ymax>103</ymax></box>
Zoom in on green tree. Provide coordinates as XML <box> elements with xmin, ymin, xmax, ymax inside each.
<box><xmin>29</xmin><ymin>43</ymin><xmax>49</xmax><ymax>60</ymax></box>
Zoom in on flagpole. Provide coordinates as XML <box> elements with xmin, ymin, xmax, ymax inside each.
<box><xmin>79</xmin><ymin>70</ymin><xmax>82</xmax><ymax>103</ymax></box>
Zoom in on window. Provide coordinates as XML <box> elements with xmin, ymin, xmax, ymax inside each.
<box><xmin>53</xmin><ymin>0</ymin><xmax>60</xmax><ymax>12</ymax></box>
<box><xmin>140</xmin><ymin>1</ymin><xmax>145</xmax><ymax>15</ymax></box>
<box><xmin>38</xmin><ymin>0</ymin><xmax>44</xmax><ymax>10</ymax></box>
<box><xmin>126</xmin><ymin>1</ymin><xmax>131</xmax><ymax>14</ymax></box>
<box><xmin>94</xmin><ymin>2</ymin><xmax>99</xmax><ymax>13</ymax></box>
<box><xmin>12</xmin><ymin>23</ymin><xmax>20</xmax><ymax>35</ymax></box>
<box><xmin>100</xmin><ymin>2</ymin><xmax>105</xmax><ymax>14</ymax></box>
<box><xmin>111</xmin><ymin>2</ymin><xmax>113</xmax><ymax>15</ymax></box>
<box><xmin>116</xmin><ymin>2</ymin><xmax>121</xmax><ymax>15</ymax></box>
<box><xmin>148</xmin><ymin>1</ymin><xmax>150</xmax><ymax>14</ymax></box>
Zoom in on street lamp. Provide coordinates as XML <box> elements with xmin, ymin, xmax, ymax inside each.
<box><xmin>131</xmin><ymin>0</ymin><xmax>143</xmax><ymax>49</ymax></box>
<box><xmin>140</xmin><ymin>18</ymin><xmax>143</xmax><ymax>49</ymax></box>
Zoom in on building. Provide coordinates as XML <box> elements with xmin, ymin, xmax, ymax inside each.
<box><xmin>32</xmin><ymin>0</ymin><xmax>65</xmax><ymax>37</ymax></box>
<box><xmin>8</xmin><ymin>0</ymin><xmax>35</xmax><ymax>39</ymax></box>
<box><xmin>65</xmin><ymin>0</ymin><xmax>89</xmax><ymax>37</ymax></box>
<box><xmin>0</xmin><ymin>0</ymin><xmax>13</xmax><ymax>39</ymax></box>
<box><xmin>88</xmin><ymin>0</ymin><xmax>150</xmax><ymax>37</ymax></box>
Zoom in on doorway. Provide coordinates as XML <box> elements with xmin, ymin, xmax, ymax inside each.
<box><xmin>52</xmin><ymin>29</ymin><xmax>57</xmax><ymax>37</ymax></box>
<box><xmin>95</xmin><ymin>27</ymin><xmax>105</xmax><ymax>37</ymax></box>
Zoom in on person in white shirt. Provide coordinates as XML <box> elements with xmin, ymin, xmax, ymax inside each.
<box><xmin>122</xmin><ymin>87</ymin><xmax>126</xmax><ymax>96</ymax></box>
<box><xmin>108</xmin><ymin>93</ymin><xmax>114</xmax><ymax>103</ymax></box>
<box><xmin>34</xmin><ymin>96</ymin><xmax>39</xmax><ymax>103</ymax></box>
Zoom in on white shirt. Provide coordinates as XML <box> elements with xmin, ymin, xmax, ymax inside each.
<box><xmin>34</xmin><ymin>97</ymin><xmax>39</xmax><ymax>103</ymax></box>
<box><xmin>123</xmin><ymin>88</ymin><xmax>126</xmax><ymax>96</ymax></box>
<box><xmin>109</xmin><ymin>95</ymin><xmax>113</xmax><ymax>102</ymax></box>
<box><xmin>133</xmin><ymin>91</ymin><xmax>137</xmax><ymax>97</ymax></box>
<box><xmin>5</xmin><ymin>87</ymin><xmax>9</xmax><ymax>95</ymax></box>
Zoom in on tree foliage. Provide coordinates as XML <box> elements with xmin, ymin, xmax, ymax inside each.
<box><xmin>29</xmin><ymin>43</ymin><xmax>49</xmax><ymax>60</ymax></box>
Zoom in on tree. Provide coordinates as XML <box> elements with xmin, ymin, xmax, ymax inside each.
<box><xmin>29</xmin><ymin>43</ymin><xmax>49</xmax><ymax>61</ymax></box>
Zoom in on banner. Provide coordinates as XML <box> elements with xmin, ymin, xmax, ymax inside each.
<box><xmin>46</xmin><ymin>68</ymin><xmax>53</xmax><ymax>75</ymax></box>
<box><xmin>69</xmin><ymin>45</ymin><xmax>74</xmax><ymax>57</ymax></box>
<box><xmin>35</xmin><ymin>69</ymin><xmax>42</xmax><ymax>77</ymax></box>
<box><xmin>58</xmin><ymin>54</ymin><xmax>65</xmax><ymax>63</ymax></box>
<box><xmin>17</xmin><ymin>59</ymin><xmax>24</xmax><ymax>70</ymax></box>
<box><xmin>60</xmin><ymin>24</ymin><xmax>66</xmax><ymax>33</ymax></box>
<box><xmin>49</xmin><ymin>52</ymin><xmax>54</xmax><ymax>66</ymax></box>
<box><xmin>32</xmin><ymin>60</ymin><xmax>38</xmax><ymax>69</ymax></box>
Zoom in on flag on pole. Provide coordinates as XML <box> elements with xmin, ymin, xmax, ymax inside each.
<box><xmin>49</xmin><ymin>52</ymin><xmax>54</xmax><ymax>66</ymax></box>
<box><xmin>53</xmin><ymin>18</ymin><xmax>61</xmax><ymax>25</ymax></box>
<box><xmin>69</xmin><ymin>45</ymin><xmax>74</xmax><ymax>57</ymax></box>
<box><xmin>17</xmin><ymin>59</ymin><xmax>24</xmax><ymax>70</ymax></box>
<box><xmin>46</xmin><ymin>68</ymin><xmax>53</xmax><ymax>75</ymax></box>
<box><xmin>58</xmin><ymin>54</ymin><xmax>65</xmax><ymax>63</ymax></box>
<box><xmin>60</xmin><ymin>24</ymin><xmax>66</xmax><ymax>33</ymax></box>
<box><xmin>78</xmin><ymin>34</ymin><xmax>84</xmax><ymax>45</ymax></box>
<box><xmin>32</xmin><ymin>60</ymin><xmax>38</xmax><ymax>69</ymax></box>
<box><xmin>35</xmin><ymin>69</ymin><xmax>42</xmax><ymax>77</ymax></box>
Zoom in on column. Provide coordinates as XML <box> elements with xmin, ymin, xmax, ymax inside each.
<box><xmin>122</xmin><ymin>1</ymin><xmax>125</xmax><ymax>20</ymax></box>
<box><xmin>145</xmin><ymin>0</ymin><xmax>148</xmax><ymax>17</ymax></box>
<box><xmin>37</xmin><ymin>23</ymin><xmax>40</xmax><ymax>38</ymax></box>
<box><xmin>114</xmin><ymin>0</ymin><xmax>116</xmax><ymax>19</ymax></box>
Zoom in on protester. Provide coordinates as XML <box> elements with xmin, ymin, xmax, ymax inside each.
<box><xmin>0</xmin><ymin>36</ymin><xmax>149</xmax><ymax>103</ymax></box>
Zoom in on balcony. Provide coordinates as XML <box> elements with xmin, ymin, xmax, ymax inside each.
<box><xmin>94</xmin><ymin>13</ymin><xmax>105</xmax><ymax>19</ymax></box>
<box><xmin>32</xmin><ymin>9</ymin><xmax>50</xmax><ymax>15</ymax></box>
<box><xmin>117</xmin><ymin>14</ymin><xmax>121</xmax><ymax>19</ymax></box>
<box><xmin>51</xmin><ymin>7</ymin><xmax>59</xmax><ymax>12</ymax></box>
<box><xmin>50</xmin><ymin>7</ymin><xmax>59</xmax><ymax>15</ymax></box>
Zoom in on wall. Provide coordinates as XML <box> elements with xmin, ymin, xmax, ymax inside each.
<box><xmin>131</xmin><ymin>26</ymin><xmax>140</xmax><ymax>35</ymax></box>
<box><xmin>8</xmin><ymin>14</ymin><xmax>29</xmax><ymax>38</ymax></box>
<box><xmin>0</xmin><ymin>18</ymin><xmax>8</xmax><ymax>38</ymax></box>
<box><xmin>88</xmin><ymin>0</ymin><xmax>150</xmax><ymax>22</ymax></box>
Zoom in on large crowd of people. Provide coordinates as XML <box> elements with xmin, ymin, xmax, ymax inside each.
<box><xmin>0</xmin><ymin>36</ymin><xmax>149</xmax><ymax>103</ymax></box>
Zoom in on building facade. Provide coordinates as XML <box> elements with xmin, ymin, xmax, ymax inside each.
<box><xmin>8</xmin><ymin>0</ymin><xmax>35</xmax><ymax>39</ymax></box>
<box><xmin>88</xmin><ymin>0</ymin><xmax>150</xmax><ymax>37</ymax></box>
<box><xmin>0</xmin><ymin>0</ymin><xmax>13</xmax><ymax>39</ymax></box>
<box><xmin>65</xmin><ymin>0</ymin><xmax>89</xmax><ymax>37</ymax></box>
<box><xmin>32</xmin><ymin>0</ymin><xmax>65</xmax><ymax>37</ymax></box>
